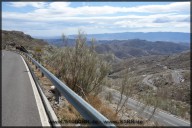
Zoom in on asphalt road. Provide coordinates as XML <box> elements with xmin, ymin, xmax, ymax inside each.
<box><xmin>2</xmin><ymin>50</ymin><xmax>46</xmax><ymax>126</ymax></box>
<box><xmin>103</xmin><ymin>86</ymin><xmax>190</xmax><ymax>126</ymax></box>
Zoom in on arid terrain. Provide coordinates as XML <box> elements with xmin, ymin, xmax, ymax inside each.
<box><xmin>2</xmin><ymin>30</ymin><xmax>190</xmax><ymax>126</ymax></box>
<box><xmin>105</xmin><ymin>50</ymin><xmax>190</xmax><ymax>120</ymax></box>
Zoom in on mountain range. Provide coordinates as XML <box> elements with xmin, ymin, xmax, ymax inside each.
<box><xmin>45</xmin><ymin>38</ymin><xmax>189</xmax><ymax>59</ymax></box>
<box><xmin>2</xmin><ymin>30</ymin><xmax>190</xmax><ymax>60</ymax></box>
<box><xmin>43</xmin><ymin>32</ymin><xmax>190</xmax><ymax>43</ymax></box>
<box><xmin>95</xmin><ymin>39</ymin><xmax>189</xmax><ymax>59</ymax></box>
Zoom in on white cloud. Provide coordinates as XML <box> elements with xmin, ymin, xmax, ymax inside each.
<box><xmin>7</xmin><ymin>2</ymin><xmax>190</xmax><ymax>15</ymax></box>
<box><xmin>3</xmin><ymin>2</ymin><xmax>190</xmax><ymax>35</ymax></box>
<box><xmin>45</xmin><ymin>2</ymin><xmax>189</xmax><ymax>15</ymax></box>
<box><xmin>130</xmin><ymin>2</ymin><xmax>190</xmax><ymax>13</ymax></box>
<box><xmin>49</xmin><ymin>2</ymin><xmax>71</xmax><ymax>9</ymax></box>
<box><xmin>3</xmin><ymin>10</ymin><xmax>189</xmax><ymax>23</ymax></box>
<box><xmin>9</xmin><ymin>2</ymin><xmax>47</xmax><ymax>8</ymax></box>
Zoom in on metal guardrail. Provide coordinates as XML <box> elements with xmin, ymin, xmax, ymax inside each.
<box><xmin>22</xmin><ymin>52</ymin><xmax>116</xmax><ymax>127</ymax></box>
<box><xmin>25</xmin><ymin>60</ymin><xmax>61</xmax><ymax>127</ymax></box>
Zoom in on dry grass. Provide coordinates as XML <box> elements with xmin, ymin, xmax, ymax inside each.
<box><xmin>87</xmin><ymin>95</ymin><xmax>118</xmax><ymax>121</ymax></box>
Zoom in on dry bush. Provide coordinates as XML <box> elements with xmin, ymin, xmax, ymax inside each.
<box><xmin>100</xmin><ymin>105</ymin><xmax>118</xmax><ymax>121</ymax></box>
<box><xmin>57</xmin><ymin>107</ymin><xmax>77</xmax><ymax>121</ymax></box>
<box><xmin>88</xmin><ymin>95</ymin><xmax>102</xmax><ymax>109</ymax></box>
<box><xmin>46</xmin><ymin>30</ymin><xmax>110</xmax><ymax>96</ymax></box>
<box><xmin>33</xmin><ymin>46</ymin><xmax>43</xmax><ymax>62</ymax></box>
<box><xmin>87</xmin><ymin>95</ymin><xmax>118</xmax><ymax>121</ymax></box>
<box><xmin>115</xmin><ymin>69</ymin><xmax>136</xmax><ymax>116</ymax></box>
<box><xmin>105</xmin><ymin>92</ymin><xmax>113</xmax><ymax>103</ymax></box>
<box><xmin>138</xmin><ymin>86</ymin><xmax>190</xmax><ymax>121</ymax></box>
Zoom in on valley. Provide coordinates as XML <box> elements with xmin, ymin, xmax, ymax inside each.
<box><xmin>45</xmin><ymin>33</ymin><xmax>190</xmax><ymax>122</ymax></box>
<box><xmin>106</xmin><ymin>51</ymin><xmax>190</xmax><ymax>121</ymax></box>
<box><xmin>2</xmin><ymin>1</ymin><xmax>190</xmax><ymax>127</ymax></box>
<box><xmin>2</xmin><ymin>30</ymin><xmax>190</xmax><ymax>126</ymax></box>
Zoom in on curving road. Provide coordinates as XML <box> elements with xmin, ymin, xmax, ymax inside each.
<box><xmin>142</xmin><ymin>75</ymin><xmax>157</xmax><ymax>90</ymax></box>
<box><xmin>2</xmin><ymin>50</ymin><xmax>49</xmax><ymax>126</ymax></box>
<box><xmin>171</xmin><ymin>70</ymin><xmax>183</xmax><ymax>84</ymax></box>
<box><xmin>102</xmin><ymin>86</ymin><xmax>190</xmax><ymax>126</ymax></box>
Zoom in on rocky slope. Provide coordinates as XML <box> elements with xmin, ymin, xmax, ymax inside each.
<box><xmin>107</xmin><ymin>50</ymin><xmax>190</xmax><ymax>120</ymax></box>
<box><xmin>2</xmin><ymin>30</ymin><xmax>48</xmax><ymax>50</ymax></box>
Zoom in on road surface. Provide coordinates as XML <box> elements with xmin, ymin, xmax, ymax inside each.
<box><xmin>102</xmin><ymin>86</ymin><xmax>190</xmax><ymax>126</ymax></box>
<box><xmin>2</xmin><ymin>50</ymin><xmax>49</xmax><ymax>126</ymax></box>
<box><xmin>171</xmin><ymin>70</ymin><xmax>183</xmax><ymax>84</ymax></box>
<box><xmin>142</xmin><ymin>75</ymin><xmax>157</xmax><ymax>90</ymax></box>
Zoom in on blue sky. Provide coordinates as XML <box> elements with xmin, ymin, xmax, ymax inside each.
<box><xmin>2</xmin><ymin>1</ymin><xmax>190</xmax><ymax>37</ymax></box>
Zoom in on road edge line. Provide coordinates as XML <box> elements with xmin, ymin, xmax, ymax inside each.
<box><xmin>20</xmin><ymin>55</ymin><xmax>50</xmax><ymax>127</ymax></box>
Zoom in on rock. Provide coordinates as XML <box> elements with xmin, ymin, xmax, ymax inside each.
<box><xmin>51</xmin><ymin>86</ymin><xmax>55</xmax><ymax>90</ymax></box>
<box><xmin>75</xmin><ymin>124</ymin><xmax>81</xmax><ymax>127</ymax></box>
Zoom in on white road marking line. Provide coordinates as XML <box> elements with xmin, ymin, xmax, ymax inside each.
<box><xmin>20</xmin><ymin>55</ymin><xmax>50</xmax><ymax>126</ymax></box>
<box><xmin>157</xmin><ymin>109</ymin><xmax>190</xmax><ymax>125</ymax></box>
<box><xmin>163</xmin><ymin>120</ymin><xmax>177</xmax><ymax>126</ymax></box>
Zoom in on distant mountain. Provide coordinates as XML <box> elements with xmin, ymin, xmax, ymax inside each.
<box><xmin>95</xmin><ymin>39</ymin><xmax>190</xmax><ymax>59</ymax></box>
<box><xmin>44</xmin><ymin>38</ymin><xmax>76</xmax><ymax>47</ymax></box>
<box><xmin>44</xmin><ymin>38</ymin><xmax>97</xmax><ymax>47</ymax></box>
<box><xmin>45</xmin><ymin>37</ymin><xmax>189</xmax><ymax>59</ymax></box>
<box><xmin>2</xmin><ymin>30</ymin><xmax>48</xmax><ymax>49</ymax></box>
<box><xmin>68</xmin><ymin>32</ymin><xmax>190</xmax><ymax>43</ymax></box>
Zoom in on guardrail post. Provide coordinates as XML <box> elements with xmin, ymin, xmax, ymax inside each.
<box><xmin>55</xmin><ymin>88</ymin><xmax>61</xmax><ymax>104</ymax></box>
<box><xmin>41</xmin><ymin>72</ymin><xmax>44</xmax><ymax>77</ymax></box>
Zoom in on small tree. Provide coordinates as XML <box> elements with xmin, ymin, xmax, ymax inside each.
<box><xmin>115</xmin><ymin>72</ymin><xmax>135</xmax><ymax>116</ymax></box>
<box><xmin>137</xmin><ymin>87</ymin><xmax>162</xmax><ymax>122</ymax></box>
<box><xmin>62</xmin><ymin>33</ymin><xmax>68</xmax><ymax>47</ymax></box>
<box><xmin>47</xmin><ymin>30</ymin><xmax>110</xmax><ymax>97</ymax></box>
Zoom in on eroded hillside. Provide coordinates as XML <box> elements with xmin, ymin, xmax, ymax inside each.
<box><xmin>2</xmin><ymin>30</ymin><xmax>48</xmax><ymax>50</ymax></box>
<box><xmin>106</xmin><ymin>51</ymin><xmax>190</xmax><ymax>120</ymax></box>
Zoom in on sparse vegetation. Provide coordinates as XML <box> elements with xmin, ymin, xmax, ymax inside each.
<box><xmin>34</xmin><ymin>46</ymin><xmax>43</xmax><ymax>62</ymax></box>
<box><xmin>45</xmin><ymin>30</ymin><xmax>110</xmax><ymax>97</ymax></box>
<box><xmin>2</xmin><ymin>30</ymin><xmax>47</xmax><ymax>50</ymax></box>
<box><xmin>6</xmin><ymin>28</ymin><xmax>189</xmax><ymax>126</ymax></box>
<box><xmin>115</xmin><ymin>69</ymin><xmax>136</xmax><ymax>116</ymax></box>
<box><xmin>62</xmin><ymin>33</ymin><xmax>68</xmax><ymax>47</ymax></box>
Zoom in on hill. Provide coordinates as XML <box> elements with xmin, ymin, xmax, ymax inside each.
<box><xmin>107</xmin><ymin>50</ymin><xmax>190</xmax><ymax>120</ymax></box>
<box><xmin>2</xmin><ymin>30</ymin><xmax>48</xmax><ymax>50</ymax></box>
<box><xmin>95</xmin><ymin>39</ymin><xmax>189</xmax><ymax>59</ymax></box>
<box><xmin>45</xmin><ymin>38</ymin><xmax>189</xmax><ymax>60</ymax></box>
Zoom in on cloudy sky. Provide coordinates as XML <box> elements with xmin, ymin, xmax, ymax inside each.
<box><xmin>2</xmin><ymin>1</ymin><xmax>190</xmax><ymax>37</ymax></box>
